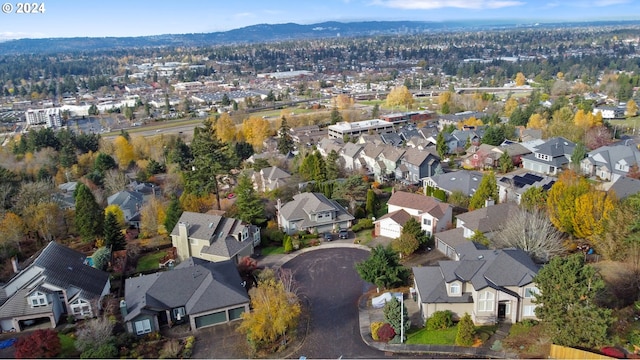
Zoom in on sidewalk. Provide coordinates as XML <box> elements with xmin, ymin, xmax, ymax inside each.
<box><xmin>258</xmin><ymin>239</ymin><xmax>518</xmax><ymax>359</ymax></box>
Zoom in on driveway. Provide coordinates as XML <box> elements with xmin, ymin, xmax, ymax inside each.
<box><xmin>282</xmin><ymin>248</ymin><xmax>385</xmax><ymax>359</ymax></box>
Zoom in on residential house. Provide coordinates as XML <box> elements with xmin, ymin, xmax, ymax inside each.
<box><xmin>395</xmin><ymin>148</ymin><xmax>441</xmax><ymax>184</ymax></box>
<box><xmin>253</xmin><ymin>166</ymin><xmax>291</xmax><ymax>192</ymax></box>
<box><xmin>581</xmin><ymin>143</ymin><xmax>640</xmax><ymax>181</ymax></box>
<box><xmin>497</xmin><ymin>173</ymin><xmax>556</xmax><ymax>204</ymax></box>
<box><xmin>170</xmin><ymin>212</ymin><xmax>260</xmax><ymax>263</ymax></box>
<box><xmin>424</xmin><ymin>170</ymin><xmax>484</xmax><ymax>198</ymax></box>
<box><xmin>521</xmin><ymin>137</ymin><xmax>576</xmax><ymax>175</ymax></box>
<box><xmin>339</xmin><ymin>142</ymin><xmax>365</xmax><ymax>171</ymax></box>
<box><xmin>413</xmin><ymin>246</ymin><xmax>540</xmax><ymax>325</ymax></box>
<box><xmin>375</xmin><ymin>191</ymin><xmax>452</xmax><ymax>238</ymax></box>
<box><xmin>107</xmin><ymin>190</ymin><xmax>145</xmax><ymax>227</ymax></box>
<box><xmin>277</xmin><ymin>192</ymin><xmax>354</xmax><ymax>235</ymax></box>
<box><xmin>0</xmin><ymin>242</ymin><xmax>110</xmax><ymax>332</ymax></box>
<box><xmin>123</xmin><ymin>257</ymin><xmax>249</xmax><ymax>335</ymax></box>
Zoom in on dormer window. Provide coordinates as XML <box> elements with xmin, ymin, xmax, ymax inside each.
<box><xmin>29</xmin><ymin>291</ymin><xmax>47</xmax><ymax>307</ymax></box>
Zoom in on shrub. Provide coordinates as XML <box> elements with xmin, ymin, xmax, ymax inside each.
<box><xmin>15</xmin><ymin>329</ymin><xmax>61</xmax><ymax>359</ymax></box>
<box><xmin>377</xmin><ymin>323</ymin><xmax>396</xmax><ymax>342</ymax></box>
<box><xmin>426</xmin><ymin>310</ymin><xmax>454</xmax><ymax>330</ymax></box>
<box><xmin>370</xmin><ymin>321</ymin><xmax>384</xmax><ymax>341</ymax></box>
<box><xmin>352</xmin><ymin>218</ymin><xmax>374</xmax><ymax>232</ymax></box>
<box><xmin>455</xmin><ymin>313</ymin><xmax>475</xmax><ymax>346</ymax></box>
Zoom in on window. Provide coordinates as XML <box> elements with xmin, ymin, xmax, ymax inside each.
<box><xmin>477</xmin><ymin>290</ymin><xmax>494</xmax><ymax>312</ymax></box>
<box><xmin>449</xmin><ymin>282</ymin><xmax>461</xmax><ymax>295</ymax></box>
<box><xmin>135</xmin><ymin>319</ymin><xmax>152</xmax><ymax>335</ymax></box>
<box><xmin>29</xmin><ymin>291</ymin><xmax>47</xmax><ymax>307</ymax></box>
<box><xmin>524</xmin><ymin>287</ymin><xmax>540</xmax><ymax>298</ymax></box>
<box><xmin>523</xmin><ymin>305</ymin><xmax>537</xmax><ymax>317</ymax></box>
<box><xmin>173</xmin><ymin>307</ymin><xmax>186</xmax><ymax>321</ymax></box>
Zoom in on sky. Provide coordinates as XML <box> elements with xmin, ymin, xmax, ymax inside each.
<box><xmin>0</xmin><ymin>0</ymin><xmax>639</xmax><ymax>41</ymax></box>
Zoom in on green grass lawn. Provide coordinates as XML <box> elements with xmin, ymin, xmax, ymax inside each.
<box><xmin>260</xmin><ymin>246</ymin><xmax>285</xmax><ymax>256</ymax></box>
<box><xmin>405</xmin><ymin>326</ymin><xmax>458</xmax><ymax>345</ymax></box>
<box><xmin>58</xmin><ymin>333</ymin><xmax>77</xmax><ymax>358</ymax></box>
<box><xmin>136</xmin><ymin>250</ymin><xmax>167</xmax><ymax>272</ymax></box>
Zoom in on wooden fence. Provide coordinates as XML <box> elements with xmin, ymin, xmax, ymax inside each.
<box><xmin>549</xmin><ymin>344</ymin><xmax>614</xmax><ymax>359</ymax></box>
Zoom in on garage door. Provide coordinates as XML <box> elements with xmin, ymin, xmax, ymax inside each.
<box><xmin>194</xmin><ymin>311</ymin><xmax>226</xmax><ymax>329</ymax></box>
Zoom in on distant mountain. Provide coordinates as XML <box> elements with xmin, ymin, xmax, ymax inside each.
<box><xmin>1</xmin><ymin>20</ymin><xmax>639</xmax><ymax>55</ymax></box>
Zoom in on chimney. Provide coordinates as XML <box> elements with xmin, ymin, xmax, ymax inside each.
<box><xmin>10</xmin><ymin>256</ymin><xmax>18</xmax><ymax>274</ymax></box>
<box><xmin>120</xmin><ymin>300</ymin><xmax>128</xmax><ymax>317</ymax></box>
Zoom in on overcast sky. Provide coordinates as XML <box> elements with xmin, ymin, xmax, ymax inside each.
<box><xmin>0</xmin><ymin>0</ymin><xmax>638</xmax><ymax>41</ymax></box>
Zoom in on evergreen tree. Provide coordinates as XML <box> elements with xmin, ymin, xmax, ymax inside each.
<box><xmin>325</xmin><ymin>150</ymin><xmax>340</xmax><ymax>180</ymax></box>
<box><xmin>455</xmin><ymin>313</ymin><xmax>475</xmax><ymax>346</ymax></box>
<box><xmin>74</xmin><ymin>183</ymin><xmax>103</xmax><ymax>243</ymax></box>
<box><xmin>533</xmin><ymin>254</ymin><xmax>613</xmax><ymax>348</ymax></box>
<box><xmin>277</xmin><ymin>117</ymin><xmax>294</xmax><ymax>155</ymax></box>
<box><xmin>164</xmin><ymin>196</ymin><xmax>183</xmax><ymax>234</ymax></box>
<box><xmin>103</xmin><ymin>212</ymin><xmax>126</xmax><ymax>251</ymax></box>
<box><xmin>469</xmin><ymin>171</ymin><xmax>498</xmax><ymax>210</ymax></box>
<box><xmin>235</xmin><ymin>173</ymin><xmax>265</xmax><ymax>225</ymax></box>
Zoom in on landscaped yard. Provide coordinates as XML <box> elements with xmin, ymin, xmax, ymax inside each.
<box><xmin>405</xmin><ymin>327</ymin><xmax>457</xmax><ymax>345</ymax></box>
<box><xmin>136</xmin><ymin>250</ymin><xmax>167</xmax><ymax>272</ymax></box>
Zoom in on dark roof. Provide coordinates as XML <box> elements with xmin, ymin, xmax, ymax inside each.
<box><xmin>124</xmin><ymin>258</ymin><xmax>249</xmax><ymax>322</ymax></box>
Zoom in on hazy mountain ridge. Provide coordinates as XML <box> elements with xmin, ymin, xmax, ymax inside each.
<box><xmin>1</xmin><ymin>19</ymin><xmax>639</xmax><ymax>55</ymax></box>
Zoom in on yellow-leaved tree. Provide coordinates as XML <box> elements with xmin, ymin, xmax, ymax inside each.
<box><xmin>214</xmin><ymin>113</ymin><xmax>237</xmax><ymax>143</ymax></box>
<box><xmin>237</xmin><ymin>278</ymin><xmax>301</xmax><ymax>351</ymax></box>
<box><xmin>572</xmin><ymin>191</ymin><xmax>616</xmax><ymax>241</ymax></box>
<box><xmin>385</xmin><ymin>85</ymin><xmax>414</xmax><ymax>109</ymax></box>
<box><xmin>113</xmin><ymin>135</ymin><xmax>135</xmax><ymax>169</ymax></box>
<box><xmin>241</xmin><ymin>116</ymin><xmax>271</xmax><ymax>151</ymax></box>
<box><xmin>527</xmin><ymin>113</ymin><xmax>547</xmax><ymax>130</ymax></box>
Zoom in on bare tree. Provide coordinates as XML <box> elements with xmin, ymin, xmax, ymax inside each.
<box><xmin>493</xmin><ymin>208</ymin><xmax>565</xmax><ymax>263</ymax></box>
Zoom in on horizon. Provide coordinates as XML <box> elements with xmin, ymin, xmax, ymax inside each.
<box><xmin>1</xmin><ymin>0</ymin><xmax>639</xmax><ymax>41</ymax></box>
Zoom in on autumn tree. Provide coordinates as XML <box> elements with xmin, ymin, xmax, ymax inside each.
<box><xmin>533</xmin><ymin>254</ymin><xmax>613</xmax><ymax>348</ymax></box>
<box><xmin>214</xmin><ymin>113</ymin><xmax>237</xmax><ymax>143</ymax></box>
<box><xmin>469</xmin><ymin>171</ymin><xmax>498</xmax><ymax>210</ymax></box>
<box><xmin>235</xmin><ymin>173</ymin><xmax>265</xmax><ymax>225</ymax></box>
<box><xmin>75</xmin><ymin>183</ymin><xmax>103</xmax><ymax>243</ymax></box>
<box><xmin>241</xmin><ymin>116</ymin><xmax>271</xmax><ymax>151</ymax></box>
<box><xmin>103</xmin><ymin>212</ymin><xmax>126</xmax><ymax>251</ymax></box>
<box><xmin>494</xmin><ymin>208</ymin><xmax>565</xmax><ymax>263</ymax></box>
<box><xmin>14</xmin><ymin>329</ymin><xmax>61</xmax><ymax>359</ymax></box>
<box><xmin>355</xmin><ymin>245</ymin><xmax>410</xmax><ymax>289</ymax></box>
<box><xmin>515</xmin><ymin>72</ymin><xmax>526</xmax><ymax>86</ymax></box>
<box><xmin>113</xmin><ymin>135</ymin><xmax>135</xmax><ymax>169</ymax></box>
<box><xmin>277</xmin><ymin>117</ymin><xmax>294</xmax><ymax>155</ymax></box>
<box><xmin>237</xmin><ymin>278</ymin><xmax>301</xmax><ymax>351</ymax></box>
<box><xmin>385</xmin><ymin>85</ymin><xmax>414</xmax><ymax>110</ymax></box>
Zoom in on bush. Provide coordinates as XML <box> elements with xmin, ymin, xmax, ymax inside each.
<box><xmin>370</xmin><ymin>321</ymin><xmax>384</xmax><ymax>341</ymax></box>
<box><xmin>352</xmin><ymin>218</ymin><xmax>374</xmax><ymax>232</ymax></box>
<box><xmin>426</xmin><ymin>310</ymin><xmax>454</xmax><ymax>330</ymax></box>
<box><xmin>377</xmin><ymin>323</ymin><xmax>396</xmax><ymax>342</ymax></box>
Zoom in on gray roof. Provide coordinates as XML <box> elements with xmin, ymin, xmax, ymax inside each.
<box><xmin>170</xmin><ymin>212</ymin><xmax>255</xmax><ymax>259</ymax></box>
<box><xmin>428</xmin><ymin>170</ymin><xmax>484</xmax><ymax>197</ymax></box>
<box><xmin>456</xmin><ymin>203</ymin><xmax>520</xmax><ymax>234</ymax></box>
<box><xmin>124</xmin><ymin>258</ymin><xmax>249</xmax><ymax>322</ymax></box>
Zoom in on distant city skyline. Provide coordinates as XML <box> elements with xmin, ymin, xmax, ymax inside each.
<box><xmin>1</xmin><ymin>0</ymin><xmax>639</xmax><ymax>41</ymax></box>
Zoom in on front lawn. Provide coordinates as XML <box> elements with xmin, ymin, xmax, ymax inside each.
<box><xmin>405</xmin><ymin>327</ymin><xmax>457</xmax><ymax>345</ymax></box>
<box><xmin>136</xmin><ymin>250</ymin><xmax>167</xmax><ymax>272</ymax></box>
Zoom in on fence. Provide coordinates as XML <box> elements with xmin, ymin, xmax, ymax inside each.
<box><xmin>549</xmin><ymin>344</ymin><xmax>613</xmax><ymax>359</ymax></box>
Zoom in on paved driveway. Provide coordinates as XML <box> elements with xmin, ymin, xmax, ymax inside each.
<box><xmin>282</xmin><ymin>248</ymin><xmax>385</xmax><ymax>359</ymax></box>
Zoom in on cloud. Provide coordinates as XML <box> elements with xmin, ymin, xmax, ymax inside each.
<box><xmin>371</xmin><ymin>0</ymin><xmax>525</xmax><ymax>10</ymax></box>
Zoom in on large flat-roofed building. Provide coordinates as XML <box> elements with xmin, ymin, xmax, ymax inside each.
<box><xmin>25</xmin><ymin>108</ymin><xmax>62</xmax><ymax>128</ymax></box>
<box><xmin>328</xmin><ymin>119</ymin><xmax>396</xmax><ymax>139</ymax></box>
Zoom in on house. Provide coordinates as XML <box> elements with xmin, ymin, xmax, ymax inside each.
<box><xmin>580</xmin><ymin>143</ymin><xmax>640</xmax><ymax>181</ymax></box>
<box><xmin>413</xmin><ymin>247</ymin><xmax>540</xmax><ymax>325</ymax></box>
<box><xmin>123</xmin><ymin>257</ymin><xmax>249</xmax><ymax>335</ymax></box>
<box><xmin>107</xmin><ymin>190</ymin><xmax>145</xmax><ymax>227</ymax></box>
<box><xmin>424</xmin><ymin>170</ymin><xmax>484</xmax><ymax>198</ymax></box>
<box><xmin>277</xmin><ymin>192</ymin><xmax>354</xmax><ymax>235</ymax></box>
<box><xmin>170</xmin><ymin>212</ymin><xmax>260</xmax><ymax>263</ymax></box>
<box><xmin>497</xmin><ymin>173</ymin><xmax>555</xmax><ymax>204</ymax></box>
<box><xmin>0</xmin><ymin>242</ymin><xmax>110</xmax><ymax>332</ymax></box>
<box><xmin>395</xmin><ymin>148</ymin><xmax>441</xmax><ymax>184</ymax></box>
<box><xmin>253</xmin><ymin>166</ymin><xmax>291</xmax><ymax>192</ymax></box>
<box><xmin>455</xmin><ymin>203</ymin><xmax>520</xmax><ymax>239</ymax></box>
<box><xmin>521</xmin><ymin>137</ymin><xmax>576</xmax><ymax>175</ymax></box>
<box><xmin>375</xmin><ymin>191</ymin><xmax>452</xmax><ymax>238</ymax></box>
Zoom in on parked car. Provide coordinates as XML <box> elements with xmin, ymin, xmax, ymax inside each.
<box><xmin>338</xmin><ymin>229</ymin><xmax>349</xmax><ymax>239</ymax></box>
<box><xmin>324</xmin><ymin>232</ymin><xmax>333</xmax><ymax>241</ymax></box>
